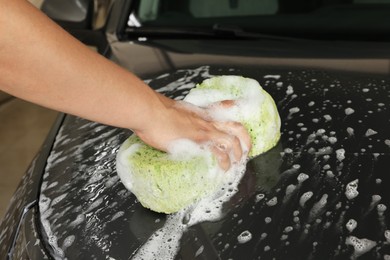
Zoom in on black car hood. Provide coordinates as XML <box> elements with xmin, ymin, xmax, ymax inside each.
<box><xmin>39</xmin><ymin>65</ymin><xmax>390</xmax><ymax>259</ymax></box>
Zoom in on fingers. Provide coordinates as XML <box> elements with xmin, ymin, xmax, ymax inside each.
<box><xmin>210</xmin><ymin>145</ymin><xmax>231</xmax><ymax>172</ymax></box>
<box><xmin>212</xmin><ymin>125</ymin><xmax>243</xmax><ymax>162</ymax></box>
<box><xmin>213</xmin><ymin>121</ymin><xmax>251</xmax><ymax>154</ymax></box>
<box><xmin>207</xmin><ymin>121</ymin><xmax>251</xmax><ymax>172</ymax></box>
<box><xmin>202</xmin><ymin>100</ymin><xmax>252</xmax><ymax>171</ymax></box>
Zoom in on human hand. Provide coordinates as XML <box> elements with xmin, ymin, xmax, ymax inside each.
<box><xmin>134</xmin><ymin>95</ymin><xmax>251</xmax><ymax>171</ymax></box>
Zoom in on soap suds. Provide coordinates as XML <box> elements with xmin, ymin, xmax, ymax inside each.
<box><xmin>132</xmin><ymin>156</ymin><xmax>248</xmax><ymax>259</ymax></box>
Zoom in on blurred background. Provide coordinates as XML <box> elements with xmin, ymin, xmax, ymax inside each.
<box><xmin>0</xmin><ymin>0</ymin><xmax>58</xmax><ymax>218</ymax></box>
<box><xmin>0</xmin><ymin>0</ymin><xmax>111</xmax><ymax>219</ymax></box>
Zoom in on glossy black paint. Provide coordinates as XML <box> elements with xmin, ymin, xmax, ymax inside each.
<box><xmin>38</xmin><ymin>66</ymin><xmax>390</xmax><ymax>259</ymax></box>
<box><xmin>1</xmin><ymin>0</ymin><xmax>390</xmax><ymax>259</ymax></box>
<box><xmin>0</xmin><ymin>115</ymin><xmax>64</xmax><ymax>259</ymax></box>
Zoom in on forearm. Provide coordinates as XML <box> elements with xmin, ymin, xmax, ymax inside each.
<box><xmin>0</xmin><ymin>0</ymin><xmax>251</xmax><ymax>170</ymax></box>
<box><xmin>0</xmin><ymin>0</ymin><xmax>163</xmax><ymax>131</ymax></box>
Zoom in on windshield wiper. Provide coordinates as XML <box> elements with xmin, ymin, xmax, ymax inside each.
<box><xmin>212</xmin><ymin>23</ymin><xmax>304</xmax><ymax>41</ymax></box>
<box><xmin>125</xmin><ymin>24</ymin><xmax>305</xmax><ymax>41</ymax></box>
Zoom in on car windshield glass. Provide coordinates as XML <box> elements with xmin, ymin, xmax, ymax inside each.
<box><xmin>130</xmin><ymin>0</ymin><xmax>390</xmax><ymax>40</ymax></box>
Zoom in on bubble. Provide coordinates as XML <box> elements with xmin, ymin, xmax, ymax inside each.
<box><xmin>384</xmin><ymin>230</ymin><xmax>390</xmax><ymax>243</ymax></box>
<box><xmin>365</xmin><ymin>129</ymin><xmax>378</xmax><ymax>137</ymax></box>
<box><xmin>336</xmin><ymin>149</ymin><xmax>346</xmax><ymax>162</ymax></box>
<box><xmin>195</xmin><ymin>245</ymin><xmax>204</xmax><ymax>257</ymax></box>
<box><xmin>323</xmin><ymin>115</ymin><xmax>332</xmax><ymax>121</ymax></box>
<box><xmin>289</xmin><ymin>107</ymin><xmax>300</xmax><ymax>114</ymax></box>
<box><xmin>264</xmin><ymin>246</ymin><xmax>271</xmax><ymax>252</ymax></box>
<box><xmin>70</xmin><ymin>214</ymin><xmax>85</xmax><ymax>227</ymax></box>
<box><xmin>284</xmin><ymin>184</ymin><xmax>297</xmax><ymax>203</ymax></box>
<box><xmin>347</xmin><ymin>127</ymin><xmax>354</xmax><ymax>136</ymax></box>
<box><xmin>372</xmin><ymin>195</ymin><xmax>382</xmax><ymax>204</ymax></box>
<box><xmin>326</xmin><ymin>171</ymin><xmax>335</xmax><ymax>178</ymax></box>
<box><xmin>266</xmin><ymin>197</ymin><xmax>278</xmax><ymax>207</ymax></box>
<box><xmin>345</xmin><ymin>236</ymin><xmax>377</xmax><ymax>257</ymax></box>
<box><xmin>237</xmin><ymin>230</ymin><xmax>252</xmax><ymax>244</ymax></box>
<box><xmin>345</xmin><ymin>179</ymin><xmax>359</xmax><ymax>200</ymax></box>
<box><xmin>377</xmin><ymin>204</ymin><xmax>387</xmax><ymax>213</ymax></box>
<box><xmin>111</xmin><ymin>211</ymin><xmax>125</xmax><ymax>221</ymax></box>
<box><xmin>300</xmin><ymin>191</ymin><xmax>313</xmax><ymax>207</ymax></box>
<box><xmin>62</xmin><ymin>235</ymin><xmax>75</xmax><ymax>249</ymax></box>
<box><xmin>346</xmin><ymin>219</ymin><xmax>357</xmax><ymax>232</ymax></box>
<box><xmin>286</xmin><ymin>86</ymin><xmax>294</xmax><ymax>95</ymax></box>
<box><xmin>265</xmin><ymin>217</ymin><xmax>272</xmax><ymax>223</ymax></box>
<box><xmin>264</xmin><ymin>75</ymin><xmax>281</xmax><ymax>80</ymax></box>
<box><xmin>345</xmin><ymin>108</ymin><xmax>355</xmax><ymax>115</ymax></box>
<box><xmin>284</xmin><ymin>226</ymin><xmax>293</xmax><ymax>233</ymax></box>
<box><xmin>309</xmin><ymin>194</ymin><xmax>328</xmax><ymax>220</ymax></box>
<box><xmin>255</xmin><ymin>193</ymin><xmax>265</xmax><ymax>203</ymax></box>
<box><xmin>293</xmin><ymin>164</ymin><xmax>301</xmax><ymax>170</ymax></box>
<box><xmin>316</xmin><ymin>129</ymin><xmax>326</xmax><ymax>135</ymax></box>
<box><xmin>328</xmin><ymin>137</ymin><xmax>337</xmax><ymax>144</ymax></box>
<box><xmin>297</xmin><ymin>173</ymin><xmax>309</xmax><ymax>183</ymax></box>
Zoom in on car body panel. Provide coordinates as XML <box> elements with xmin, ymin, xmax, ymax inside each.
<box><xmin>38</xmin><ymin>66</ymin><xmax>390</xmax><ymax>259</ymax></box>
<box><xmin>1</xmin><ymin>0</ymin><xmax>390</xmax><ymax>259</ymax></box>
<box><xmin>0</xmin><ymin>115</ymin><xmax>64</xmax><ymax>259</ymax></box>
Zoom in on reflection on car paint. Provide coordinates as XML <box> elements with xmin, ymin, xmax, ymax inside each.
<box><xmin>38</xmin><ymin>66</ymin><xmax>389</xmax><ymax>259</ymax></box>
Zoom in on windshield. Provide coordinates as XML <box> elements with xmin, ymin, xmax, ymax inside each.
<box><xmin>130</xmin><ymin>0</ymin><xmax>390</xmax><ymax>40</ymax></box>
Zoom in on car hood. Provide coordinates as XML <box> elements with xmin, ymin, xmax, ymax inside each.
<box><xmin>38</xmin><ymin>64</ymin><xmax>390</xmax><ymax>259</ymax></box>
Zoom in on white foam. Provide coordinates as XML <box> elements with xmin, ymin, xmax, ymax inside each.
<box><xmin>111</xmin><ymin>211</ymin><xmax>125</xmax><ymax>221</ymax></box>
<box><xmin>345</xmin><ymin>179</ymin><xmax>359</xmax><ymax>200</ymax></box>
<box><xmin>336</xmin><ymin>149</ymin><xmax>346</xmax><ymax>162</ymax></box>
<box><xmin>309</xmin><ymin>194</ymin><xmax>328</xmax><ymax>220</ymax></box>
<box><xmin>195</xmin><ymin>245</ymin><xmax>204</xmax><ymax>257</ymax></box>
<box><xmin>300</xmin><ymin>191</ymin><xmax>313</xmax><ymax>207</ymax></box>
<box><xmin>346</xmin><ymin>219</ymin><xmax>357</xmax><ymax>232</ymax></box>
<box><xmin>266</xmin><ymin>197</ymin><xmax>278</xmax><ymax>207</ymax></box>
<box><xmin>345</xmin><ymin>236</ymin><xmax>376</xmax><ymax>257</ymax></box>
<box><xmin>255</xmin><ymin>193</ymin><xmax>265</xmax><ymax>203</ymax></box>
<box><xmin>62</xmin><ymin>235</ymin><xmax>75</xmax><ymax>249</ymax></box>
<box><xmin>297</xmin><ymin>173</ymin><xmax>309</xmax><ymax>183</ymax></box>
<box><xmin>384</xmin><ymin>230</ymin><xmax>390</xmax><ymax>243</ymax></box>
<box><xmin>365</xmin><ymin>129</ymin><xmax>378</xmax><ymax>137</ymax></box>
<box><xmin>323</xmin><ymin>115</ymin><xmax>332</xmax><ymax>121</ymax></box>
<box><xmin>264</xmin><ymin>75</ymin><xmax>281</xmax><ymax>80</ymax></box>
<box><xmin>237</xmin><ymin>230</ymin><xmax>252</xmax><ymax>244</ymax></box>
<box><xmin>284</xmin><ymin>226</ymin><xmax>293</xmax><ymax>233</ymax></box>
<box><xmin>345</xmin><ymin>108</ymin><xmax>355</xmax><ymax>115</ymax></box>
<box><xmin>377</xmin><ymin>204</ymin><xmax>387</xmax><ymax>214</ymax></box>
<box><xmin>132</xmin><ymin>155</ymin><xmax>248</xmax><ymax>259</ymax></box>
<box><xmin>328</xmin><ymin>137</ymin><xmax>337</xmax><ymax>144</ymax></box>
<box><xmin>286</xmin><ymin>86</ymin><xmax>294</xmax><ymax>95</ymax></box>
<box><xmin>284</xmin><ymin>184</ymin><xmax>296</xmax><ymax>203</ymax></box>
<box><xmin>289</xmin><ymin>107</ymin><xmax>300</xmax><ymax>114</ymax></box>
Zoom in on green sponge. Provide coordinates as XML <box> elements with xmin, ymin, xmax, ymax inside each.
<box><xmin>116</xmin><ymin>76</ymin><xmax>281</xmax><ymax>213</ymax></box>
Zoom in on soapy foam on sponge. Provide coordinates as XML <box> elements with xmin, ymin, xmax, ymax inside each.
<box><xmin>116</xmin><ymin>75</ymin><xmax>281</xmax><ymax>214</ymax></box>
